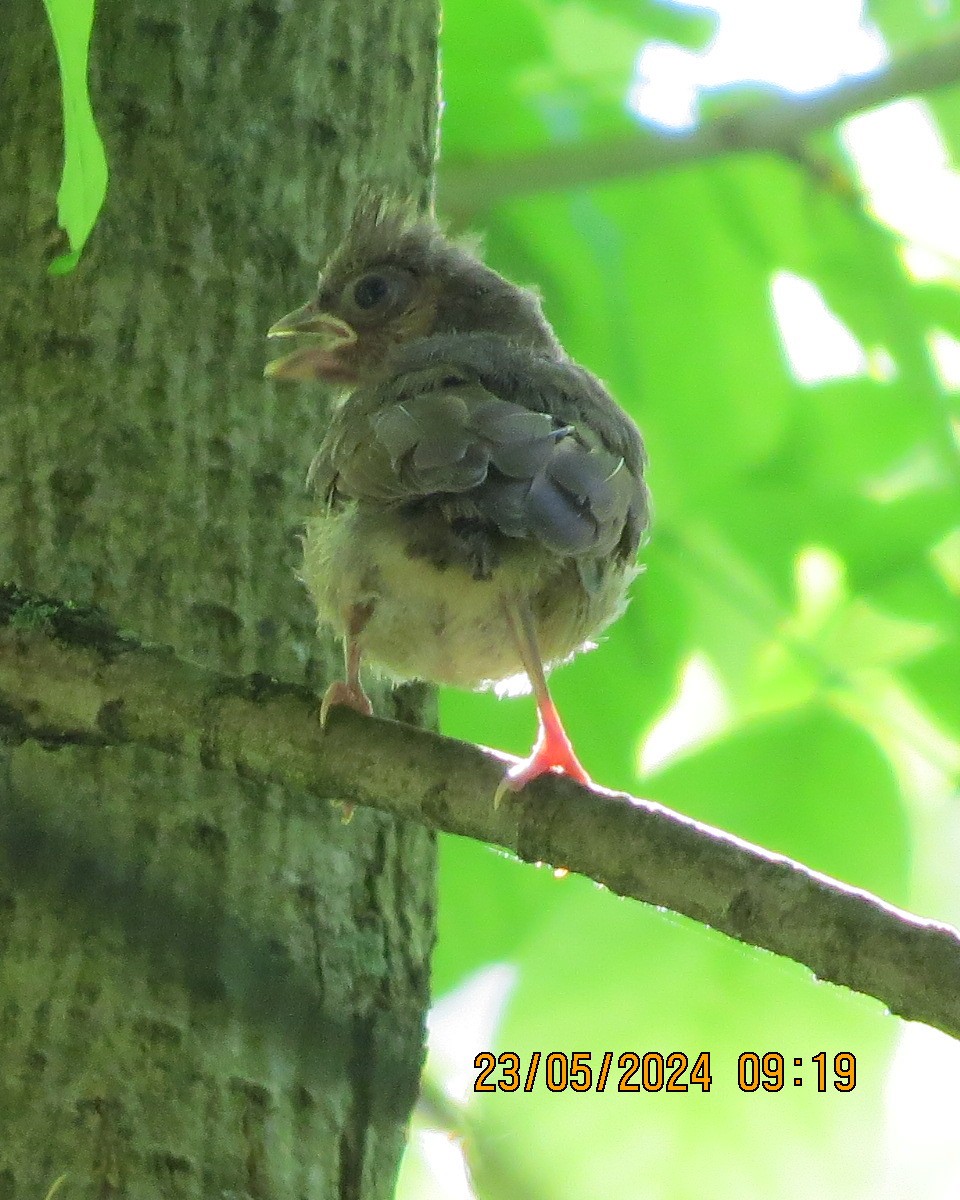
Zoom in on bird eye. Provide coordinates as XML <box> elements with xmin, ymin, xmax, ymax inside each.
<box><xmin>352</xmin><ymin>273</ymin><xmax>390</xmax><ymax>309</ymax></box>
<box><xmin>341</xmin><ymin>266</ymin><xmax>416</xmax><ymax>321</ymax></box>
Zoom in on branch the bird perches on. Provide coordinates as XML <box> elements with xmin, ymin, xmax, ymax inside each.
<box><xmin>2</xmin><ymin>582</ymin><xmax>960</xmax><ymax>1042</ymax></box>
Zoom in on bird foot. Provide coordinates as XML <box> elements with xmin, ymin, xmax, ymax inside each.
<box><xmin>493</xmin><ymin>739</ymin><xmax>593</xmax><ymax>808</ymax></box>
<box><xmin>319</xmin><ymin>680</ymin><xmax>373</xmax><ymax>729</ymax></box>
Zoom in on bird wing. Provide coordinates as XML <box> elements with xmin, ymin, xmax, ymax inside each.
<box><xmin>308</xmin><ymin>333</ymin><xmax>649</xmax><ymax>564</ymax></box>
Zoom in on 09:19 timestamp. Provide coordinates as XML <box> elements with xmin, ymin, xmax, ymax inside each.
<box><xmin>738</xmin><ymin>1052</ymin><xmax>856</xmax><ymax>1092</ymax></box>
<box><xmin>472</xmin><ymin>1050</ymin><xmax>857</xmax><ymax>1094</ymax></box>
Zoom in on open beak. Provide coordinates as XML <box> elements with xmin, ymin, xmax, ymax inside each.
<box><xmin>264</xmin><ymin>304</ymin><xmax>358</xmax><ymax>381</ymax></box>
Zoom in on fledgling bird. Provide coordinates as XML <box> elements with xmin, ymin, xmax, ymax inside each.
<box><xmin>266</xmin><ymin>198</ymin><xmax>649</xmax><ymax>804</ymax></box>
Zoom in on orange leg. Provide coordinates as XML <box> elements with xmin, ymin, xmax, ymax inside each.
<box><xmin>319</xmin><ymin>604</ymin><xmax>374</xmax><ymax>728</ymax></box>
<box><xmin>320</xmin><ymin>605</ymin><xmax>375</xmax><ymax>823</ymax></box>
<box><xmin>494</xmin><ymin>600</ymin><xmax>592</xmax><ymax>807</ymax></box>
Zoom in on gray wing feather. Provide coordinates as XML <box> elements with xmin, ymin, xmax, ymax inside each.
<box><xmin>309</xmin><ymin>335</ymin><xmax>649</xmax><ymax>563</ymax></box>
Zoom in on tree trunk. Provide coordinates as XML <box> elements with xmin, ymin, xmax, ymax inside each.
<box><xmin>0</xmin><ymin>1</ymin><xmax>439</xmax><ymax>1195</ymax></box>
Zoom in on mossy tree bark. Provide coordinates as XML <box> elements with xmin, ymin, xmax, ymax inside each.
<box><xmin>0</xmin><ymin>1</ymin><xmax>439</xmax><ymax>1195</ymax></box>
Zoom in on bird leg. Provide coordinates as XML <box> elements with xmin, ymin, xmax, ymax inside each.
<box><xmin>494</xmin><ymin>599</ymin><xmax>593</xmax><ymax>807</ymax></box>
<box><xmin>320</xmin><ymin>603</ymin><xmax>374</xmax><ymax>728</ymax></box>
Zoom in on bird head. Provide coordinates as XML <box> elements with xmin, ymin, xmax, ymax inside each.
<box><xmin>265</xmin><ymin>197</ymin><xmax>562</xmax><ymax>388</ymax></box>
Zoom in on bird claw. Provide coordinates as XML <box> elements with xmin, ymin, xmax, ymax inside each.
<box><xmin>493</xmin><ymin>746</ymin><xmax>593</xmax><ymax>809</ymax></box>
<box><xmin>319</xmin><ymin>680</ymin><xmax>373</xmax><ymax>729</ymax></box>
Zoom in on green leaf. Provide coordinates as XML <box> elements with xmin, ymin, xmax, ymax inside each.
<box><xmin>432</xmin><ymin>836</ymin><xmax>572</xmax><ymax>998</ymax></box>
<box><xmin>649</xmin><ymin>707</ymin><xmax>910</xmax><ymax>906</ymax></box>
<box><xmin>42</xmin><ymin>0</ymin><xmax>108</xmax><ymax>272</ymax></box>
<box><xmin>868</xmin><ymin>1</ymin><xmax>959</xmax><ymax>52</ymax></box>
<box><xmin>442</xmin><ymin>0</ymin><xmax>714</xmax><ymax>159</ymax></box>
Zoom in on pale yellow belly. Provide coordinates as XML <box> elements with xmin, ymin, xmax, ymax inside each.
<box><xmin>301</xmin><ymin>506</ymin><xmax>632</xmax><ymax>689</ymax></box>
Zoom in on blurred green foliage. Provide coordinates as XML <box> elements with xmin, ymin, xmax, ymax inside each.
<box><xmin>40</xmin><ymin>0</ymin><xmax>960</xmax><ymax>1194</ymax></box>
<box><xmin>425</xmin><ymin>0</ymin><xmax>960</xmax><ymax>1195</ymax></box>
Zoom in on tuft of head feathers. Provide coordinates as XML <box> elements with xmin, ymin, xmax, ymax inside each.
<box><xmin>318</xmin><ymin>192</ymin><xmax>448</xmax><ymax>285</ymax></box>
<box><xmin>315</xmin><ymin>194</ymin><xmax>563</xmax><ymax>359</ymax></box>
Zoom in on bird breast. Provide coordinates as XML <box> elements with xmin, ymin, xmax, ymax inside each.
<box><xmin>302</xmin><ymin>503</ymin><xmax>635</xmax><ymax>690</ymax></box>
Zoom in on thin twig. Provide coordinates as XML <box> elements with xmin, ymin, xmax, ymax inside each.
<box><xmin>439</xmin><ymin>33</ymin><xmax>960</xmax><ymax>211</ymax></box>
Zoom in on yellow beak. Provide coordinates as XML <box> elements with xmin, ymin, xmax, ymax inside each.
<box><xmin>264</xmin><ymin>305</ymin><xmax>357</xmax><ymax>381</ymax></box>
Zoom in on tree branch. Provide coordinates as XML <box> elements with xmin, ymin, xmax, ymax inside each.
<box><xmin>3</xmin><ymin>582</ymin><xmax>960</xmax><ymax>1039</ymax></box>
<box><xmin>439</xmin><ymin>33</ymin><xmax>960</xmax><ymax>211</ymax></box>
